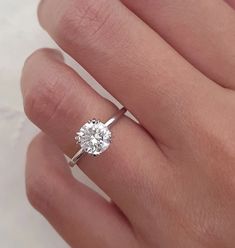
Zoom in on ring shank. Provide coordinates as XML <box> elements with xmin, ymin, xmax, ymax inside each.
<box><xmin>69</xmin><ymin>107</ymin><xmax>126</xmax><ymax>167</ymax></box>
<box><xmin>69</xmin><ymin>149</ymin><xmax>85</xmax><ymax>167</ymax></box>
<box><xmin>105</xmin><ymin>107</ymin><xmax>126</xmax><ymax>128</ymax></box>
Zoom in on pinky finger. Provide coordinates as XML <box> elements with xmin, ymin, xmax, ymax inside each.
<box><xmin>26</xmin><ymin>133</ymin><xmax>137</xmax><ymax>248</ymax></box>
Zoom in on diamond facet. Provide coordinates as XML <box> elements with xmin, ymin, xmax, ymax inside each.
<box><xmin>76</xmin><ymin>119</ymin><xmax>111</xmax><ymax>155</ymax></box>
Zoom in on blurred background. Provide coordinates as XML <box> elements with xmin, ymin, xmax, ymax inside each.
<box><xmin>0</xmin><ymin>1</ymin><xmax>114</xmax><ymax>247</ymax></box>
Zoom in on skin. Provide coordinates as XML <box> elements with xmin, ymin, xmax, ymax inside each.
<box><xmin>21</xmin><ymin>0</ymin><xmax>235</xmax><ymax>247</ymax></box>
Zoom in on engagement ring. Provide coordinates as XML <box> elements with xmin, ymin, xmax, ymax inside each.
<box><xmin>69</xmin><ymin>107</ymin><xmax>126</xmax><ymax>167</ymax></box>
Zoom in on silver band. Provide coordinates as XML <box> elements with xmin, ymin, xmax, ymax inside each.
<box><xmin>69</xmin><ymin>107</ymin><xmax>126</xmax><ymax>167</ymax></box>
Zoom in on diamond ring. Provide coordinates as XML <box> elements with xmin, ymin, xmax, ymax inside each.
<box><xmin>69</xmin><ymin>107</ymin><xmax>126</xmax><ymax>167</ymax></box>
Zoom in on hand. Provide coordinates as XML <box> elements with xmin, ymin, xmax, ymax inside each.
<box><xmin>21</xmin><ymin>0</ymin><xmax>235</xmax><ymax>247</ymax></box>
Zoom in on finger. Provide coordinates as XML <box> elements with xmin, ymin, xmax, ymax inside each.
<box><xmin>37</xmin><ymin>0</ymin><xmax>219</xmax><ymax>148</ymax></box>
<box><xmin>21</xmin><ymin>48</ymin><xmax>167</xmax><ymax>221</ymax></box>
<box><xmin>26</xmin><ymin>133</ymin><xmax>138</xmax><ymax>248</ymax></box>
<box><xmin>121</xmin><ymin>0</ymin><xmax>235</xmax><ymax>89</ymax></box>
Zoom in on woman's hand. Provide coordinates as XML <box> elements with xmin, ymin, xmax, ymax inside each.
<box><xmin>21</xmin><ymin>0</ymin><xmax>235</xmax><ymax>247</ymax></box>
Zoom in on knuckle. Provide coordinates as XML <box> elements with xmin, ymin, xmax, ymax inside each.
<box><xmin>57</xmin><ymin>0</ymin><xmax>113</xmax><ymax>44</ymax></box>
<box><xmin>26</xmin><ymin>172</ymin><xmax>54</xmax><ymax>213</ymax></box>
<box><xmin>24</xmin><ymin>48</ymin><xmax>49</xmax><ymax>64</ymax></box>
<box><xmin>25</xmin><ymin>48</ymin><xmax>63</xmax><ymax>65</ymax></box>
<box><xmin>23</xmin><ymin>76</ymin><xmax>68</xmax><ymax>127</ymax></box>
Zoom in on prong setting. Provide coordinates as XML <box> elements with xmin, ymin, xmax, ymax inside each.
<box><xmin>75</xmin><ymin>119</ymin><xmax>112</xmax><ymax>156</ymax></box>
<box><xmin>70</xmin><ymin>107</ymin><xmax>126</xmax><ymax>165</ymax></box>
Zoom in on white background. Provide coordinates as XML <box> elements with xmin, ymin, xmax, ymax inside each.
<box><xmin>0</xmin><ymin>1</ymin><xmax>113</xmax><ymax>247</ymax></box>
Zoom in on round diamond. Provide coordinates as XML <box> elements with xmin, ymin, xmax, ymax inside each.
<box><xmin>75</xmin><ymin>119</ymin><xmax>112</xmax><ymax>155</ymax></box>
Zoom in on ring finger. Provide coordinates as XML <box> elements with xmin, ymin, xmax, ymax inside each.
<box><xmin>21</xmin><ymin>48</ymin><xmax>168</xmax><ymax>221</ymax></box>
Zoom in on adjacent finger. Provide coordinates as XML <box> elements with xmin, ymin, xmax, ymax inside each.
<box><xmin>26</xmin><ymin>133</ymin><xmax>137</xmax><ymax>248</ymax></box>
<box><xmin>21</xmin><ymin>48</ymin><xmax>167</xmax><ymax>221</ymax></box>
<box><xmin>37</xmin><ymin>0</ymin><xmax>220</xmax><ymax>148</ymax></box>
<box><xmin>122</xmin><ymin>0</ymin><xmax>235</xmax><ymax>89</ymax></box>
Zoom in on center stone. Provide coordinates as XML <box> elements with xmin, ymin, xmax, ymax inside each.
<box><xmin>75</xmin><ymin>119</ymin><xmax>112</xmax><ymax>155</ymax></box>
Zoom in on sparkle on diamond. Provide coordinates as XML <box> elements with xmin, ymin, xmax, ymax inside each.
<box><xmin>75</xmin><ymin>119</ymin><xmax>112</xmax><ymax>155</ymax></box>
